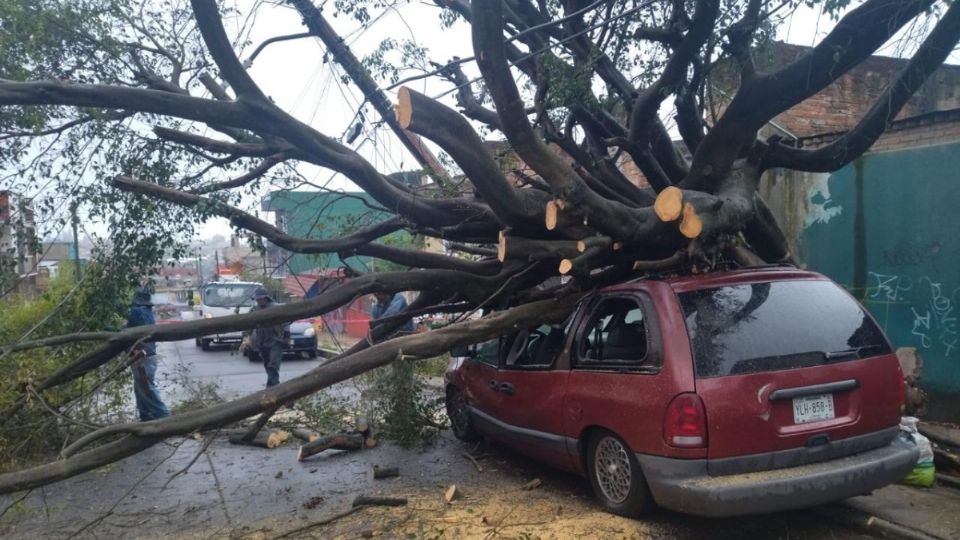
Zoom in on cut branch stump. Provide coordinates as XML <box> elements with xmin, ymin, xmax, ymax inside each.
<box><xmin>298</xmin><ymin>433</ymin><xmax>365</xmax><ymax>461</ymax></box>
<box><xmin>292</xmin><ymin>428</ymin><xmax>321</xmax><ymax>443</ymax></box>
<box><xmin>228</xmin><ymin>429</ymin><xmax>289</xmax><ymax>449</ymax></box>
<box><xmin>654</xmin><ymin>186</ymin><xmax>683</xmax><ymax>221</ymax></box>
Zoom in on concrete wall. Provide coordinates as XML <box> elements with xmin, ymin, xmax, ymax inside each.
<box><xmin>763</xmin><ymin>116</ymin><xmax>960</xmax><ymax>400</ymax></box>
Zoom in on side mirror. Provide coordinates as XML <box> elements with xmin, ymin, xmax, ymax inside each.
<box><xmin>450</xmin><ymin>345</ymin><xmax>473</xmax><ymax>357</ymax></box>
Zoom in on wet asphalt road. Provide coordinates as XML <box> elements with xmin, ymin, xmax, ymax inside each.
<box><xmin>0</xmin><ymin>341</ymin><xmax>884</xmax><ymax>539</ymax></box>
<box><xmin>157</xmin><ymin>339</ymin><xmax>326</xmax><ymax>402</ymax></box>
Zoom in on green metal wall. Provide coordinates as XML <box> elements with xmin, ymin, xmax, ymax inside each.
<box><xmin>265</xmin><ymin>191</ymin><xmax>390</xmax><ymax>275</ymax></box>
<box><xmin>801</xmin><ymin>142</ymin><xmax>960</xmax><ymax>394</ymax></box>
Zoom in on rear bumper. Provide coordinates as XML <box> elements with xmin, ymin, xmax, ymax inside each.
<box><xmin>636</xmin><ymin>437</ymin><xmax>918</xmax><ymax>517</ymax></box>
<box><xmin>286</xmin><ymin>337</ymin><xmax>317</xmax><ymax>353</ymax></box>
<box><xmin>210</xmin><ymin>332</ymin><xmax>243</xmax><ymax>344</ymax></box>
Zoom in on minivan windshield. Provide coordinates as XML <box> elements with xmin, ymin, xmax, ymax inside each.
<box><xmin>678</xmin><ymin>280</ymin><xmax>891</xmax><ymax>378</ymax></box>
<box><xmin>201</xmin><ymin>284</ymin><xmax>259</xmax><ymax>308</ymax></box>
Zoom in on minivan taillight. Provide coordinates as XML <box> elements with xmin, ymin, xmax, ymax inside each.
<box><xmin>664</xmin><ymin>393</ymin><xmax>707</xmax><ymax>448</ymax></box>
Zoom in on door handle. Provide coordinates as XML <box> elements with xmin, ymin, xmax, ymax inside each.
<box><xmin>488</xmin><ymin>379</ymin><xmax>498</xmax><ymax>390</ymax></box>
<box><xmin>499</xmin><ymin>382</ymin><xmax>515</xmax><ymax>395</ymax></box>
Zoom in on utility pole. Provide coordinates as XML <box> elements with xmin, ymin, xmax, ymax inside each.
<box><xmin>289</xmin><ymin>0</ymin><xmax>450</xmax><ymax>185</ymax></box>
<box><xmin>70</xmin><ymin>201</ymin><xmax>81</xmax><ymax>283</ymax></box>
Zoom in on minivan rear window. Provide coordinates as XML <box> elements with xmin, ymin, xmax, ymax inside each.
<box><xmin>678</xmin><ymin>280</ymin><xmax>891</xmax><ymax>378</ymax></box>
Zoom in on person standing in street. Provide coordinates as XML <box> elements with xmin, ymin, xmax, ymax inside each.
<box><xmin>127</xmin><ymin>287</ymin><xmax>170</xmax><ymax>421</ymax></box>
<box><xmin>247</xmin><ymin>287</ymin><xmax>289</xmax><ymax>388</ymax></box>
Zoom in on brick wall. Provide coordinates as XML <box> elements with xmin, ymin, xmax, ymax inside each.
<box><xmin>798</xmin><ymin>109</ymin><xmax>960</xmax><ymax>153</ymax></box>
<box><xmin>717</xmin><ymin>42</ymin><xmax>960</xmax><ymax>139</ymax></box>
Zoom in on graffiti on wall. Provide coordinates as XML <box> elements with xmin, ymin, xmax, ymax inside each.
<box><xmin>864</xmin><ymin>271</ymin><xmax>959</xmax><ymax>359</ymax></box>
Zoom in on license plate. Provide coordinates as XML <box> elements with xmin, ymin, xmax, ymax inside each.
<box><xmin>792</xmin><ymin>394</ymin><xmax>835</xmax><ymax>424</ymax></box>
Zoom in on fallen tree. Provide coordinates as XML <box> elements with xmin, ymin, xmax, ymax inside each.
<box><xmin>1</xmin><ymin>0</ymin><xmax>959</xmax><ymax>491</ymax></box>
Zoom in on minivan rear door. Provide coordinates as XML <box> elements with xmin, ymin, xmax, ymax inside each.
<box><xmin>676</xmin><ymin>278</ymin><xmax>903</xmax><ymax>462</ymax></box>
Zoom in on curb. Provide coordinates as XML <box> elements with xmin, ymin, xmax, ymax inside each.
<box><xmin>814</xmin><ymin>504</ymin><xmax>942</xmax><ymax>540</ymax></box>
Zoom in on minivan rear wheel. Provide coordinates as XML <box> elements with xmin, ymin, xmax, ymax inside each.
<box><xmin>586</xmin><ymin>430</ymin><xmax>653</xmax><ymax>518</ymax></box>
<box><xmin>445</xmin><ymin>386</ymin><xmax>479</xmax><ymax>442</ymax></box>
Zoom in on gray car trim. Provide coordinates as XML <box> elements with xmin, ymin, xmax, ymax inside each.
<box><xmin>468</xmin><ymin>406</ymin><xmax>578</xmax><ymax>456</ymax></box>
<box><xmin>635</xmin><ymin>436</ymin><xmax>918</xmax><ymax>518</ymax></box>
<box><xmin>707</xmin><ymin>425</ymin><xmax>899</xmax><ymax>475</ymax></box>
<box><xmin>768</xmin><ymin>379</ymin><xmax>859</xmax><ymax>400</ymax></box>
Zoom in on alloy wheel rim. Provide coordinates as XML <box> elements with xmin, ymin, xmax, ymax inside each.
<box><xmin>595</xmin><ymin>436</ymin><xmax>632</xmax><ymax>504</ymax></box>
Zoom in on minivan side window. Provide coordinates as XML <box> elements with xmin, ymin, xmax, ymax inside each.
<box><xmin>575</xmin><ymin>296</ymin><xmax>649</xmax><ymax>369</ymax></box>
<box><xmin>502</xmin><ymin>324</ymin><xmax>565</xmax><ymax>369</ymax></box>
<box><xmin>472</xmin><ymin>339</ymin><xmax>499</xmax><ymax>367</ymax></box>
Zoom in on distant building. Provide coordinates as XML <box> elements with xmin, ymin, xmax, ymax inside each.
<box><xmin>0</xmin><ymin>191</ymin><xmax>38</xmax><ymax>294</ymax></box>
<box><xmin>261</xmin><ymin>191</ymin><xmax>412</xmax><ymax>275</ymax></box>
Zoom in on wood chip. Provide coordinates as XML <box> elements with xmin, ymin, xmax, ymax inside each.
<box><xmin>444</xmin><ymin>484</ymin><xmax>459</xmax><ymax>503</ymax></box>
<box><xmin>521</xmin><ymin>478</ymin><xmax>542</xmax><ymax>491</ymax></box>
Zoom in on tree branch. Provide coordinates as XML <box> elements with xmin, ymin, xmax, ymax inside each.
<box><xmin>762</xmin><ymin>0</ymin><xmax>960</xmax><ymax>172</ymax></box>
<box><xmin>0</xmin><ymin>296</ymin><xmax>579</xmax><ymax>493</ymax></box>
<box><xmin>189</xmin><ymin>0</ymin><xmax>269</xmax><ymax>102</ymax></box>
<box><xmin>113</xmin><ymin>176</ymin><xmax>406</xmax><ymax>254</ymax></box>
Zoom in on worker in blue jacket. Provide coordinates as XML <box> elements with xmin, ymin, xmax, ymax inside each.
<box><xmin>127</xmin><ymin>287</ymin><xmax>170</xmax><ymax>421</ymax></box>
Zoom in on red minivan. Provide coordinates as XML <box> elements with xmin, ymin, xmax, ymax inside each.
<box><xmin>444</xmin><ymin>267</ymin><xmax>917</xmax><ymax>517</ymax></box>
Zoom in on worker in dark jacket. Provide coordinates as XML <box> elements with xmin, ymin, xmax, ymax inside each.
<box><xmin>247</xmin><ymin>287</ymin><xmax>289</xmax><ymax>387</ymax></box>
<box><xmin>371</xmin><ymin>292</ymin><xmax>415</xmax><ymax>336</ymax></box>
<box><xmin>127</xmin><ymin>287</ymin><xmax>170</xmax><ymax>421</ymax></box>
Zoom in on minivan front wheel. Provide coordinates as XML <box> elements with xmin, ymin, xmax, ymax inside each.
<box><xmin>445</xmin><ymin>386</ymin><xmax>479</xmax><ymax>442</ymax></box>
<box><xmin>586</xmin><ymin>430</ymin><xmax>653</xmax><ymax>517</ymax></box>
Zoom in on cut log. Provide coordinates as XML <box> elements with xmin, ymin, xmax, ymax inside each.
<box><xmin>365</xmin><ymin>436</ymin><xmax>379</xmax><ymax>449</ymax></box>
<box><xmin>679</xmin><ymin>202</ymin><xmax>703</xmax><ymax>238</ymax></box>
<box><xmin>498</xmin><ymin>234</ymin><xmax>580</xmax><ymax>262</ymax></box>
<box><xmin>298</xmin><ymin>433</ymin><xmax>365</xmax><ymax>461</ymax></box>
<box><xmin>353</xmin><ymin>495</ymin><xmax>407</xmax><ymax>508</ymax></box>
<box><xmin>919</xmin><ymin>422</ymin><xmax>960</xmax><ymax>450</ymax></box>
<box><xmin>545</xmin><ymin>200</ymin><xmax>559</xmax><ymax>230</ymax></box>
<box><xmin>576</xmin><ymin>236</ymin><xmax>612</xmax><ymax>253</ymax></box>
<box><xmin>229</xmin><ymin>429</ymin><xmax>289</xmax><ymax>449</ymax></box>
<box><xmin>654</xmin><ymin>186</ymin><xmax>683</xmax><ymax>222</ymax></box>
<box><xmin>937</xmin><ymin>473</ymin><xmax>960</xmax><ymax>490</ymax></box>
<box><xmin>558</xmin><ymin>245</ymin><xmax>609</xmax><ymax>276</ymax></box>
<box><xmin>292</xmin><ymin>428</ymin><xmax>320</xmax><ymax>443</ymax></box>
<box><xmin>933</xmin><ymin>447</ymin><xmax>960</xmax><ymax>471</ymax></box>
<box><xmin>373</xmin><ymin>466</ymin><xmax>399</xmax><ymax>479</ymax></box>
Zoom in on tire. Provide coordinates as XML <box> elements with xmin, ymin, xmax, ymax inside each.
<box><xmin>445</xmin><ymin>386</ymin><xmax>479</xmax><ymax>442</ymax></box>
<box><xmin>195</xmin><ymin>337</ymin><xmax>202</xmax><ymax>347</ymax></box>
<box><xmin>307</xmin><ymin>349</ymin><xmax>318</xmax><ymax>359</ymax></box>
<box><xmin>586</xmin><ymin>430</ymin><xmax>654</xmax><ymax>518</ymax></box>
<box><xmin>201</xmin><ymin>338</ymin><xmax>211</xmax><ymax>351</ymax></box>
